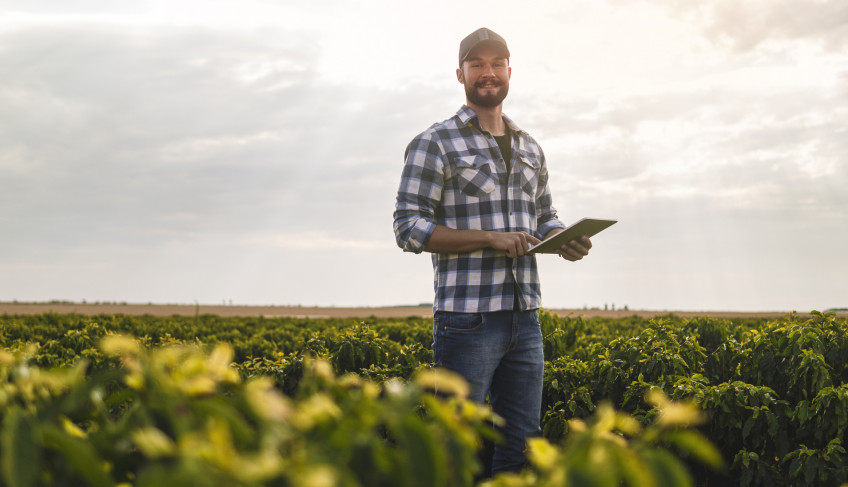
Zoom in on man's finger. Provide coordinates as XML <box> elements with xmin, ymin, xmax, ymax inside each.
<box><xmin>515</xmin><ymin>239</ymin><xmax>525</xmax><ymax>257</ymax></box>
<box><xmin>565</xmin><ymin>247</ymin><xmax>583</xmax><ymax>261</ymax></box>
<box><xmin>557</xmin><ymin>243</ymin><xmax>584</xmax><ymax>261</ymax></box>
<box><xmin>525</xmin><ymin>233</ymin><xmax>542</xmax><ymax>245</ymax></box>
<box><xmin>567</xmin><ymin>240</ymin><xmax>590</xmax><ymax>256</ymax></box>
<box><xmin>558</xmin><ymin>249</ymin><xmax>577</xmax><ymax>261</ymax></box>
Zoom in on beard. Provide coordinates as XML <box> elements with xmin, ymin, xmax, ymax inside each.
<box><xmin>465</xmin><ymin>79</ymin><xmax>509</xmax><ymax>108</ymax></box>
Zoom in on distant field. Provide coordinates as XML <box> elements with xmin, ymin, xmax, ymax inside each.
<box><xmin>0</xmin><ymin>301</ymin><xmax>813</xmax><ymax>319</ymax></box>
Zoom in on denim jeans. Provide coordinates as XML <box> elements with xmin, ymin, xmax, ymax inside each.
<box><xmin>432</xmin><ymin>310</ymin><xmax>544</xmax><ymax>475</ymax></box>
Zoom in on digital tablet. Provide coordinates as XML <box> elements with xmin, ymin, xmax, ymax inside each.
<box><xmin>528</xmin><ymin>218</ymin><xmax>617</xmax><ymax>254</ymax></box>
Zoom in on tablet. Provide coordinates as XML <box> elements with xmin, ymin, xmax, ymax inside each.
<box><xmin>528</xmin><ymin>218</ymin><xmax>617</xmax><ymax>254</ymax></box>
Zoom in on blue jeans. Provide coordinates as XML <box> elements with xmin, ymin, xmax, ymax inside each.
<box><xmin>432</xmin><ymin>310</ymin><xmax>544</xmax><ymax>475</ymax></box>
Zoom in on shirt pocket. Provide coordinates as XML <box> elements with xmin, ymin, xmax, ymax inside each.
<box><xmin>450</xmin><ymin>155</ymin><xmax>497</xmax><ymax>197</ymax></box>
<box><xmin>518</xmin><ymin>154</ymin><xmax>541</xmax><ymax>196</ymax></box>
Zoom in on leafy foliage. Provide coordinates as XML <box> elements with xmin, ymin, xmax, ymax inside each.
<box><xmin>1</xmin><ymin>309</ymin><xmax>846</xmax><ymax>485</ymax></box>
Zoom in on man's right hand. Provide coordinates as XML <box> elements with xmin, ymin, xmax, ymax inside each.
<box><xmin>487</xmin><ymin>231</ymin><xmax>541</xmax><ymax>258</ymax></box>
<box><xmin>425</xmin><ymin>226</ymin><xmax>541</xmax><ymax>256</ymax></box>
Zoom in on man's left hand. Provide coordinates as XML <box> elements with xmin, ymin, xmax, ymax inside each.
<box><xmin>557</xmin><ymin>236</ymin><xmax>592</xmax><ymax>262</ymax></box>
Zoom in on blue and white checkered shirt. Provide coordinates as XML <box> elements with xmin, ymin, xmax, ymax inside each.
<box><xmin>393</xmin><ymin>105</ymin><xmax>565</xmax><ymax>313</ymax></box>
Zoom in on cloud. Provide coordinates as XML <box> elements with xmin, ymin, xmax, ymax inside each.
<box><xmin>0</xmin><ymin>22</ymin><xmax>456</xmax><ymax>256</ymax></box>
<box><xmin>622</xmin><ymin>0</ymin><xmax>848</xmax><ymax>52</ymax></box>
<box><xmin>264</xmin><ymin>232</ymin><xmax>394</xmax><ymax>251</ymax></box>
<box><xmin>518</xmin><ymin>81</ymin><xmax>848</xmax><ymax>220</ymax></box>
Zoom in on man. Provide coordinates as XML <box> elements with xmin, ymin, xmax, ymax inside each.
<box><xmin>393</xmin><ymin>27</ymin><xmax>592</xmax><ymax>475</ymax></box>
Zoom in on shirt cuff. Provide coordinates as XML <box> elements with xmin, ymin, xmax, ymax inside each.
<box><xmin>537</xmin><ymin>220</ymin><xmax>566</xmax><ymax>240</ymax></box>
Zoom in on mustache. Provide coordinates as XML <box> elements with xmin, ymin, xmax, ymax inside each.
<box><xmin>475</xmin><ymin>79</ymin><xmax>503</xmax><ymax>88</ymax></box>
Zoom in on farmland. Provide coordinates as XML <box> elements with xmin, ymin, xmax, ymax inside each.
<box><xmin>1</xmin><ymin>309</ymin><xmax>846</xmax><ymax>486</ymax></box>
<box><xmin>0</xmin><ymin>301</ymin><xmax>804</xmax><ymax>319</ymax></box>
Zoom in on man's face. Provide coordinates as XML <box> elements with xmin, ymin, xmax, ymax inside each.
<box><xmin>457</xmin><ymin>44</ymin><xmax>511</xmax><ymax>108</ymax></box>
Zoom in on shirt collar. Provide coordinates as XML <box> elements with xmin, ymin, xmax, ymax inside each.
<box><xmin>456</xmin><ymin>105</ymin><xmax>525</xmax><ymax>135</ymax></box>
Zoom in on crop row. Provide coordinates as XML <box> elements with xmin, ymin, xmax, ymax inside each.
<box><xmin>1</xmin><ymin>310</ymin><xmax>846</xmax><ymax>485</ymax></box>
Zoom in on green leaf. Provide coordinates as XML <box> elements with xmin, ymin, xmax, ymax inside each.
<box><xmin>642</xmin><ymin>448</ymin><xmax>693</xmax><ymax>487</ymax></box>
<box><xmin>789</xmin><ymin>457</ymin><xmax>802</xmax><ymax>477</ymax></box>
<box><xmin>40</xmin><ymin>425</ymin><xmax>113</xmax><ymax>487</ymax></box>
<box><xmin>192</xmin><ymin>398</ymin><xmax>255</xmax><ymax>444</ymax></box>
<box><xmin>395</xmin><ymin>415</ymin><xmax>443</xmax><ymax>487</ymax></box>
<box><xmin>610</xmin><ymin>445</ymin><xmax>653</xmax><ymax>487</ymax></box>
<box><xmin>737</xmin><ymin>450</ymin><xmax>750</xmax><ymax>469</ymax></box>
<box><xmin>664</xmin><ymin>430</ymin><xmax>724</xmax><ymax>469</ymax></box>
<box><xmin>804</xmin><ymin>456</ymin><xmax>819</xmax><ymax>485</ymax></box>
<box><xmin>797</xmin><ymin>400</ymin><xmax>809</xmax><ymax>424</ymax></box>
<box><xmin>742</xmin><ymin>417</ymin><xmax>755</xmax><ymax>441</ymax></box>
<box><xmin>739</xmin><ymin>465</ymin><xmax>754</xmax><ymax>487</ymax></box>
<box><xmin>767</xmin><ymin>411</ymin><xmax>779</xmax><ymax>439</ymax></box>
<box><xmin>1</xmin><ymin>409</ymin><xmax>42</xmax><ymax>487</ymax></box>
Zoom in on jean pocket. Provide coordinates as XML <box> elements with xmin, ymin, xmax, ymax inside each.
<box><xmin>443</xmin><ymin>312</ymin><xmax>484</xmax><ymax>332</ymax></box>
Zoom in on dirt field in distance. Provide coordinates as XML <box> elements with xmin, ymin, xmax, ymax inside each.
<box><xmin>0</xmin><ymin>302</ymin><xmax>809</xmax><ymax>320</ymax></box>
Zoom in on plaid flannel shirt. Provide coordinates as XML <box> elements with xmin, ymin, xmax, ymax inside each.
<box><xmin>393</xmin><ymin>105</ymin><xmax>565</xmax><ymax>313</ymax></box>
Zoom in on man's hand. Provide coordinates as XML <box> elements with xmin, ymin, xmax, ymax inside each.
<box><xmin>488</xmin><ymin>231</ymin><xmax>541</xmax><ymax>258</ymax></box>
<box><xmin>425</xmin><ymin>226</ymin><xmax>541</xmax><ymax>256</ymax></box>
<box><xmin>557</xmin><ymin>236</ymin><xmax>592</xmax><ymax>261</ymax></box>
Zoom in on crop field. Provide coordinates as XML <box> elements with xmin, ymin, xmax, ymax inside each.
<box><xmin>1</xmin><ymin>310</ymin><xmax>846</xmax><ymax>486</ymax></box>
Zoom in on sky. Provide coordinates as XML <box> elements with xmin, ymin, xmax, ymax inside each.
<box><xmin>1</xmin><ymin>0</ymin><xmax>846</xmax><ymax>312</ymax></box>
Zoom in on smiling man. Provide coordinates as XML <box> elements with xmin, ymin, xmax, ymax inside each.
<box><xmin>393</xmin><ymin>27</ymin><xmax>592</xmax><ymax>475</ymax></box>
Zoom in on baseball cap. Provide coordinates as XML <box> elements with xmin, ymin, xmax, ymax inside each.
<box><xmin>458</xmin><ymin>27</ymin><xmax>510</xmax><ymax>67</ymax></box>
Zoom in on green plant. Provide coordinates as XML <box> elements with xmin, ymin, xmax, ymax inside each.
<box><xmin>483</xmin><ymin>390</ymin><xmax>723</xmax><ymax>487</ymax></box>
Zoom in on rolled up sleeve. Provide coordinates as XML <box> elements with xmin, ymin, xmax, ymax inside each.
<box><xmin>393</xmin><ymin>135</ymin><xmax>444</xmax><ymax>254</ymax></box>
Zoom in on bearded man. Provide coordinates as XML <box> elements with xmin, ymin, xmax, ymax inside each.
<box><xmin>393</xmin><ymin>27</ymin><xmax>592</xmax><ymax>475</ymax></box>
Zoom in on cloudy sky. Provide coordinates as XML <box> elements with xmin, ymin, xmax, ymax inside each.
<box><xmin>2</xmin><ymin>0</ymin><xmax>846</xmax><ymax>312</ymax></box>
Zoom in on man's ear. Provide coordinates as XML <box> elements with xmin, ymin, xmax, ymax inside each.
<box><xmin>456</xmin><ymin>67</ymin><xmax>464</xmax><ymax>84</ymax></box>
